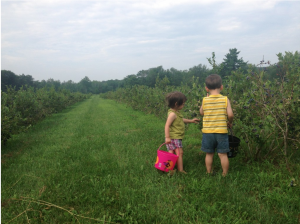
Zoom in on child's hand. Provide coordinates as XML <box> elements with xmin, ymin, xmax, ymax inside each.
<box><xmin>227</xmin><ymin>122</ymin><xmax>233</xmax><ymax>128</ymax></box>
<box><xmin>165</xmin><ymin>137</ymin><xmax>171</xmax><ymax>144</ymax></box>
<box><xmin>192</xmin><ymin>118</ymin><xmax>200</xmax><ymax>123</ymax></box>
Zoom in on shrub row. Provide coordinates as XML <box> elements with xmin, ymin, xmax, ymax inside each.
<box><xmin>1</xmin><ymin>86</ymin><xmax>91</xmax><ymax>143</ymax></box>
<box><xmin>101</xmin><ymin>52</ymin><xmax>300</xmax><ymax>164</ymax></box>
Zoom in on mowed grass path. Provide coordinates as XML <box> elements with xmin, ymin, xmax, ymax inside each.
<box><xmin>1</xmin><ymin>95</ymin><xmax>299</xmax><ymax>223</ymax></box>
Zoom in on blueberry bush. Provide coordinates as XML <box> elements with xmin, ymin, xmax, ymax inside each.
<box><xmin>1</xmin><ymin>86</ymin><xmax>91</xmax><ymax>143</ymax></box>
<box><xmin>225</xmin><ymin>52</ymin><xmax>300</xmax><ymax>166</ymax></box>
<box><xmin>101</xmin><ymin>51</ymin><xmax>300</xmax><ymax>165</ymax></box>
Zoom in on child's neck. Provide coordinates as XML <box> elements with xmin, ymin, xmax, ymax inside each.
<box><xmin>171</xmin><ymin>107</ymin><xmax>180</xmax><ymax>112</ymax></box>
<box><xmin>208</xmin><ymin>89</ymin><xmax>221</xmax><ymax>95</ymax></box>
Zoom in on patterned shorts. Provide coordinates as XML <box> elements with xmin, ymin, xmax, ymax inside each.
<box><xmin>166</xmin><ymin>139</ymin><xmax>183</xmax><ymax>151</ymax></box>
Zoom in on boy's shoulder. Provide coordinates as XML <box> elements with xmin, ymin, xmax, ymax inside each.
<box><xmin>204</xmin><ymin>94</ymin><xmax>227</xmax><ymax>98</ymax></box>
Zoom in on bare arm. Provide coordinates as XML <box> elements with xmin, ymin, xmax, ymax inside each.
<box><xmin>199</xmin><ymin>98</ymin><xmax>205</xmax><ymax>116</ymax></box>
<box><xmin>227</xmin><ymin>99</ymin><xmax>234</xmax><ymax>128</ymax></box>
<box><xmin>200</xmin><ymin>93</ymin><xmax>209</xmax><ymax>116</ymax></box>
<box><xmin>183</xmin><ymin>118</ymin><xmax>200</xmax><ymax>124</ymax></box>
<box><xmin>199</xmin><ymin>105</ymin><xmax>204</xmax><ymax>116</ymax></box>
<box><xmin>165</xmin><ymin>112</ymin><xmax>176</xmax><ymax>143</ymax></box>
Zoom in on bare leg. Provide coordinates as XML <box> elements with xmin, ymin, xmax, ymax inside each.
<box><xmin>175</xmin><ymin>148</ymin><xmax>186</xmax><ymax>173</ymax></box>
<box><xmin>167</xmin><ymin>150</ymin><xmax>177</xmax><ymax>175</ymax></box>
<box><xmin>218</xmin><ymin>153</ymin><xmax>229</xmax><ymax>176</ymax></box>
<box><xmin>205</xmin><ymin>153</ymin><xmax>214</xmax><ymax>174</ymax></box>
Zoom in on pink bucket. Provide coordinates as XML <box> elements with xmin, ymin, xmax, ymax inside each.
<box><xmin>154</xmin><ymin>143</ymin><xmax>179</xmax><ymax>172</ymax></box>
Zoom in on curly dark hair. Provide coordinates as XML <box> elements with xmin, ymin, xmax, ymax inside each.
<box><xmin>166</xmin><ymin>91</ymin><xmax>187</xmax><ymax>108</ymax></box>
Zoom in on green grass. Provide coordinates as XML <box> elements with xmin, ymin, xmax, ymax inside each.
<box><xmin>1</xmin><ymin>95</ymin><xmax>299</xmax><ymax>223</ymax></box>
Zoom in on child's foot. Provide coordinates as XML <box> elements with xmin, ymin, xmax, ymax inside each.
<box><xmin>206</xmin><ymin>171</ymin><xmax>217</xmax><ymax>176</ymax></box>
<box><xmin>179</xmin><ymin>170</ymin><xmax>187</xmax><ymax>174</ymax></box>
<box><xmin>168</xmin><ymin>169</ymin><xmax>176</xmax><ymax>176</ymax></box>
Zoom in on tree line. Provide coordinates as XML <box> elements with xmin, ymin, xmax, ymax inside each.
<box><xmin>1</xmin><ymin>48</ymin><xmax>277</xmax><ymax>94</ymax></box>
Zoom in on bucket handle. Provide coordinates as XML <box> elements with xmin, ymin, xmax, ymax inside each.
<box><xmin>229</xmin><ymin>128</ymin><xmax>236</xmax><ymax>143</ymax></box>
<box><xmin>158</xmin><ymin>142</ymin><xmax>168</xmax><ymax>150</ymax></box>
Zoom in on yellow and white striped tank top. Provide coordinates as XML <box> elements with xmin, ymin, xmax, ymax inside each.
<box><xmin>202</xmin><ymin>94</ymin><xmax>228</xmax><ymax>134</ymax></box>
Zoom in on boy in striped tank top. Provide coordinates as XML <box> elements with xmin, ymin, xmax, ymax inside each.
<box><xmin>199</xmin><ymin>74</ymin><xmax>234</xmax><ymax>176</ymax></box>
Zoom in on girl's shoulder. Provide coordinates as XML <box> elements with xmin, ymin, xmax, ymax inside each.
<box><xmin>168</xmin><ymin>108</ymin><xmax>176</xmax><ymax>114</ymax></box>
<box><xmin>169</xmin><ymin>109</ymin><xmax>183</xmax><ymax>119</ymax></box>
<box><xmin>167</xmin><ymin>110</ymin><xmax>177</xmax><ymax>121</ymax></box>
<box><xmin>168</xmin><ymin>109</ymin><xmax>180</xmax><ymax>116</ymax></box>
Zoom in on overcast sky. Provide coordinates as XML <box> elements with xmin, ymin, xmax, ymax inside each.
<box><xmin>1</xmin><ymin>0</ymin><xmax>300</xmax><ymax>83</ymax></box>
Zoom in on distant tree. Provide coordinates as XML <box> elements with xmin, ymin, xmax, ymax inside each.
<box><xmin>207</xmin><ymin>52</ymin><xmax>220</xmax><ymax>74</ymax></box>
<box><xmin>207</xmin><ymin>49</ymin><xmax>248</xmax><ymax>79</ymax></box>
<box><xmin>96</xmin><ymin>79</ymin><xmax>122</xmax><ymax>93</ymax></box>
<box><xmin>37</xmin><ymin>80</ymin><xmax>47</xmax><ymax>89</ymax></box>
<box><xmin>155</xmin><ymin>75</ymin><xmax>170</xmax><ymax>89</ymax></box>
<box><xmin>18</xmin><ymin>74</ymin><xmax>34</xmax><ymax>89</ymax></box>
<box><xmin>135</xmin><ymin>66</ymin><xmax>165</xmax><ymax>87</ymax></box>
<box><xmin>136</xmin><ymin>70</ymin><xmax>148</xmax><ymax>78</ymax></box>
<box><xmin>1</xmin><ymin>70</ymin><xmax>36</xmax><ymax>91</ymax></box>
<box><xmin>79</xmin><ymin>76</ymin><xmax>92</xmax><ymax>93</ymax></box>
<box><xmin>219</xmin><ymin>48</ymin><xmax>248</xmax><ymax>78</ymax></box>
<box><xmin>90</xmin><ymin>81</ymin><xmax>101</xmax><ymax>94</ymax></box>
<box><xmin>61</xmin><ymin>80</ymin><xmax>77</xmax><ymax>92</ymax></box>
<box><xmin>166</xmin><ymin>68</ymin><xmax>184</xmax><ymax>86</ymax></box>
<box><xmin>145</xmin><ymin>66</ymin><xmax>164</xmax><ymax>87</ymax></box>
<box><xmin>46</xmin><ymin>78</ymin><xmax>61</xmax><ymax>91</ymax></box>
<box><xmin>123</xmin><ymin>74</ymin><xmax>140</xmax><ymax>87</ymax></box>
<box><xmin>1</xmin><ymin>70</ymin><xmax>18</xmax><ymax>91</ymax></box>
<box><xmin>184</xmin><ymin>64</ymin><xmax>210</xmax><ymax>86</ymax></box>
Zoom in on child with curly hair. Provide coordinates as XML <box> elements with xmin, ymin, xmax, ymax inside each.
<box><xmin>165</xmin><ymin>91</ymin><xmax>200</xmax><ymax>174</ymax></box>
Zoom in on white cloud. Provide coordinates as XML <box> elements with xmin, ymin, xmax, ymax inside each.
<box><xmin>195</xmin><ymin>47</ymin><xmax>215</xmax><ymax>54</ymax></box>
<box><xmin>1</xmin><ymin>0</ymin><xmax>299</xmax><ymax>82</ymax></box>
<box><xmin>218</xmin><ymin>18</ymin><xmax>241</xmax><ymax>31</ymax></box>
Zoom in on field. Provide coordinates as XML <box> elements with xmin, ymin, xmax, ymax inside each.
<box><xmin>1</xmin><ymin>95</ymin><xmax>299</xmax><ymax>223</ymax></box>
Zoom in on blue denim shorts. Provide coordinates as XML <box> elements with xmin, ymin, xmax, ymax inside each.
<box><xmin>201</xmin><ymin>133</ymin><xmax>230</xmax><ymax>153</ymax></box>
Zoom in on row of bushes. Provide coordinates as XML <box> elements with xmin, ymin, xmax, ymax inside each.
<box><xmin>1</xmin><ymin>86</ymin><xmax>91</xmax><ymax>143</ymax></box>
<box><xmin>101</xmin><ymin>51</ymin><xmax>300</xmax><ymax>165</ymax></box>
<box><xmin>101</xmin><ymin>80</ymin><xmax>203</xmax><ymax>120</ymax></box>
